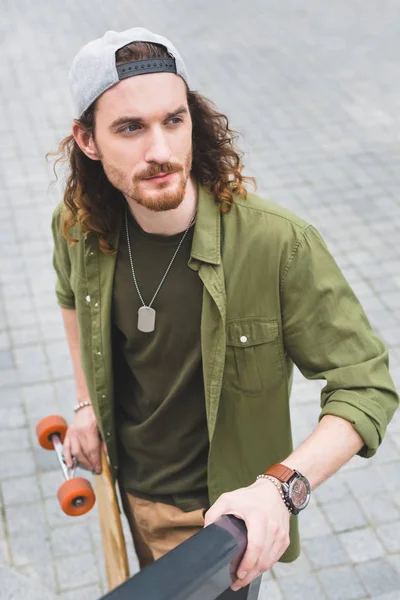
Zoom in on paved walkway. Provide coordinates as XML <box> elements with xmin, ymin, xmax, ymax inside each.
<box><xmin>1</xmin><ymin>1</ymin><xmax>400</xmax><ymax>598</ymax></box>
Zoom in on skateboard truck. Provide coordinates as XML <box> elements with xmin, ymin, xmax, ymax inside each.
<box><xmin>36</xmin><ymin>415</ymin><xmax>96</xmax><ymax>516</ymax></box>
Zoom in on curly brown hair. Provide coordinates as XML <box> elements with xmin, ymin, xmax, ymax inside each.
<box><xmin>48</xmin><ymin>41</ymin><xmax>255</xmax><ymax>254</ymax></box>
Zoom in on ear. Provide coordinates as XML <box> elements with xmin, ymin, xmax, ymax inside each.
<box><xmin>72</xmin><ymin>122</ymin><xmax>101</xmax><ymax>161</ymax></box>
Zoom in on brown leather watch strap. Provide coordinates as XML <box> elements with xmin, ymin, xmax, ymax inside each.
<box><xmin>264</xmin><ymin>463</ymin><xmax>295</xmax><ymax>483</ymax></box>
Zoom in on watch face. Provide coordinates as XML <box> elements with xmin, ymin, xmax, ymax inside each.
<box><xmin>290</xmin><ymin>478</ymin><xmax>309</xmax><ymax>509</ymax></box>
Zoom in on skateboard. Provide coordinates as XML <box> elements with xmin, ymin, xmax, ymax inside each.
<box><xmin>36</xmin><ymin>414</ymin><xmax>130</xmax><ymax>590</ymax></box>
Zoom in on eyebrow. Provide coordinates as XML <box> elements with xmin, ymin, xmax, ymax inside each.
<box><xmin>109</xmin><ymin>106</ymin><xmax>188</xmax><ymax>130</ymax></box>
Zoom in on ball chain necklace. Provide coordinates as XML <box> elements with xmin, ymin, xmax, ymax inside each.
<box><xmin>125</xmin><ymin>204</ymin><xmax>197</xmax><ymax>333</ymax></box>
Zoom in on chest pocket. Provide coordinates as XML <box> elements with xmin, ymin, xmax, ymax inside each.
<box><xmin>223</xmin><ymin>318</ymin><xmax>284</xmax><ymax>396</ymax></box>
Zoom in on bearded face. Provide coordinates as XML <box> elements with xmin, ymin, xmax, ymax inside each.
<box><xmin>98</xmin><ymin>146</ymin><xmax>192</xmax><ymax>213</ymax></box>
<box><xmin>89</xmin><ymin>72</ymin><xmax>193</xmax><ymax>212</ymax></box>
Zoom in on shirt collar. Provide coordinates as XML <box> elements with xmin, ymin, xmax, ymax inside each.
<box><xmin>190</xmin><ymin>183</ymin><xmax>221</xmax><ymax>266</ymax></box>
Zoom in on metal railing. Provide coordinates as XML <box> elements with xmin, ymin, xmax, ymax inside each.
<box><xmin>100</xmin><ymin>515</ymin><xmax>261</xmax><ymax>599</ymax></box>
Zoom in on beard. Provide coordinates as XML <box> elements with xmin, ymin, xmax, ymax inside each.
<box><xmin>98</xmin><ymin>147</ymin><xmax>193</xmax><ymax>212</ymax></box>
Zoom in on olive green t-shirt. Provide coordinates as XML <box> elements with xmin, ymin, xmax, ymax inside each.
<box><xmin>112</xmin><ymin>209</ymin><xmax>210</xmax><ymax>512</ymax></box>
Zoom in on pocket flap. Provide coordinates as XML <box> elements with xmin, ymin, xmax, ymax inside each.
<box><xmin>226</xmin><ymin>318</ymin><xmax>279</xmax><ymax>347</ymax></box>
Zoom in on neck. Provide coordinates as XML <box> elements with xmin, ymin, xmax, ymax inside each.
<box><xmin>125</xmin><ymin>177</ymin><xmax>198</xmax><ymax>235</ymax></box>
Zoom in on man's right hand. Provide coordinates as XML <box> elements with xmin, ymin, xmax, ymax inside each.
<box><xmin>63</xmin><ymin>404</ymin><xmax>103</xmax><ymax>474</ymax></box>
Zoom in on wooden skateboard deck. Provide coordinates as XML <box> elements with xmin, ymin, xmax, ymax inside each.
<box><xmin>93</xmin><ymin>449</ymin><xmax>130</xmax><ymax>590</ymax></box>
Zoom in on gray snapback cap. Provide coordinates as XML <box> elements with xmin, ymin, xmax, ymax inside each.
<box><xmin>69</xmin><ymin>27</ymin><xmax>190</xmax><ymax>119</ymax></box>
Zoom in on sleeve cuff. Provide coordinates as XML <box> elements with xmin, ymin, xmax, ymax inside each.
<box><xmin>56</xmin><ymin>293</ymin><xmax>76</xmax><ymax>309</ymax></box>
<box><xmin>319</xmin><ymin>400</ymin><xmax>381</xmax><ymax>458</ymax></box>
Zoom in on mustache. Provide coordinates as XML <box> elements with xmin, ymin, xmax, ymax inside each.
<box><xmin>137</xmin><ymin>162</ymin><xmax>183</xmax><ymax>181</ymax></box>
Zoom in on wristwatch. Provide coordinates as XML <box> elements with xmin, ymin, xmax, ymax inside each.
<box><xmin>263</xmin><ymin>464</ymin><xmax>311</xmax><ymax>515</ymax></box>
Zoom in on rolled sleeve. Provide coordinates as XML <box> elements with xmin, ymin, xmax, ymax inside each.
<box><xmin>281</xmin><ymin>225</ymin><xmax>399</xmax><ymax>458</ymax></box>
<box><xmin>51</xmin><ymin>204</ymin><xmax>75</xmax><ymax>309</ymax></box>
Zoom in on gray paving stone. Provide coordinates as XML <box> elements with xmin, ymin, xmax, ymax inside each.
<box><xmin>0</xmin><ymin>514</ymin><xmax>5</xmax><ymax>541</ymax></box>
<box><xmin>50</xmin><ymin>523</ymin><xmax>93</xmax><ymax>558</ymax></box>
<box><xmin>45</xmin><ymin>340</ymin><xmax>74</xmax><ymax>379</ymax></box>
<box><xmin>7</xmin><ymin>311</ymin><xmax>39</xmax><ymax>330</ymax></box>
<box><xmin>10</xmin><ymin>324</ymin><xmax>43</xmax><ymax>347</ymax></box>
<box><xmin>5</xmin><ymin>503</ymin><xmax>47</xmax><ymax>537</ymax></box>
<box><xmin>313</xmin><ymin>473</ymin><xmax>351</xmax><ymax>505</ymax></box>
<box><xmin>34</xmin><ymin>446</ymin><xmax>62</xmax><ymax>472</ymax></box>
<box><xmin>340</xmin><ymin>466</ymin><xmax>386</xmax><ymax>497</ymax></box>
<box><xmin>379</xmin><ymin>463</ymin><xmax>400</xmax><ymax>492</ymax></box>
<box><xmin>298</xmin><ymin>505</ymin><xmax>333</xmax><ymax>539</ymax></box>
<box><xmin>0</xmin><ymin>386</ymin><xmax>23</xmax><ymax>407</ymax></box>
<box><xmin>0</xmin><ymin>540</ymin><xmax>10</xmax><ymax>566</ymax></box>
<box><xmin>278</xmin><ymin>572</ymin><xmax>326</xmax><ymax>600</ymax></box>
<box><xmin>370</xmin><ymin>593</ymin><xmax>400</xmax><ymax>600</ymax></box>
<box><xmin>22</xmin><ymin>382</ymin><xmax>59</xmax><ymax>421</ymax></box>
<box><xmin>0</xmin><ymin>349</ymin><xmax>14</xmax><ymax>370</ymax></box>
<box><xmin>387</xmin><ymin>555</ymin><xmax>400</xmax><ymax>576</ymax></box>
<box><xmin>9</xmin><ymin>532</ymin><xmax>52</xmax><ymax>568</ymax></box>
<box><xmin>48</xmin><ymin>357</ymin><xmax>74</xmax><ymax>379</ymax></box>
<box><xmin>19</xmin><ymin>562</ymin><xmax>58</xmax><ymax>594</ymax></box>
<box><xmin>258</xmin><ymin>577</ymin><xmax>284</xmax><ymax>600</ymax></box>
<box><xmin>0</xmin><ymin>332</ymin><xmax>10</xmax><ymax>350</ymax></box>
<box><xmin>54</xmin><ymin>552</ymin><xmax>100</xmax><ymax>591</ymax></box>
<box><xmin>53</xmin><ymin>378</ymin><xmax>76</xmax><ymax>408</ymax></box>
<box><xmin>0</xmin><ymin>406</ymin><xmax>26</xmax><ymax>430</ymax></box>
<box><xmin>376</xmin><ymin>521</ymin><xmax>400</xmax><ymax>553</ymax></box>
<box><xmin>369</xmin><ymin>436</ymin><xmax>400</xmax><ymax>465</ymax></box>
<box><xmin>317</xmin><ymin>565</ymin><xmax>366</xmax><ymax>600</ymax></box>
<box><xmin>39</xmin><ymin>470</ymin><xmax>66</xmax><ymax>499</ymax></box>
<box><xmin>2</xmin><ymin>281</ymin><xmax>30</xmax><ymax>301</ymax></box>
<box><xmin>339</xmin><ymin>528</ymin><xmax>386</xmax><ymax>563</ymax></box>
<box><xmin>1</xmin><ymin>427</ymin><xmax>30</xmax><ymax>452</ymax></box>
<box><xmin>272</xmin><ymin>551</ymin><xmax>311</xmax><ymax>578</ymax></box>
<box><xmin>0</xmin><ymin>449</ymin><xmax>36</xmax><ymax>479</ymax></box>
<box><xmin>16</xmin><ymin>359</ymin><xmax>51</xmax><ymax>385</ymax></box>
<box><xmin>40</xmin><ymin>317</ymin><xmax>66</xmax><ymax>342</ymax></box>
<box><xmin>2</xmin><ymin>475</ymin><xmax>41</xmax><ymax>506</ymax></box>
<box><xmin>323</xmin><ymin>498</ymin><xmax>367</xmax><ymax>533</ymax></box>
<box><xmin>0</xmin><ymin>565</ymin><xmax>55</xmax><ymax>600</ymax></box>
<box><xmin>56</xmin><ymin>584</ymin><xmax>104</xmax><ymax>600</ymax></box>
<box><xmin>357</xmin><ymin>494</ymin><xmax>400</xmax><ymax>525</ymax></box>
<box><xmin>302</xmin><ymin>535</ymin><xmax>350</xmax><ymax>569</ymax></box>
<box><xmin>0</xmin><ymin>369</ymin><xmax>18</xmax><ymax>390</ymax></box>
<box><xmin>355</xmin><ymin>558</ymin><xmax>400</xmax><ymax>596</ymax></box>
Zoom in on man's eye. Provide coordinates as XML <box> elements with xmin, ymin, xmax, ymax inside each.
<box><xmin>169</xmin><ymin>117</ymin><xmax>183</xmax><ymax>125</ymax></box>
<box><xmin>121</xmin><ymin>124</ymin><xmax>139</xmax><ymax>133</ymax></box>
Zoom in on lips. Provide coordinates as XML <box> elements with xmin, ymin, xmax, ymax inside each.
<box><xmin>148</xmin><ymin>173</ymin><xmax>168</xmax><ymax>179</ymax></box>
<box><xmin>144</xmin><ymin>172</ymin><xmax>176</xmax><ymax>181</ymax></box>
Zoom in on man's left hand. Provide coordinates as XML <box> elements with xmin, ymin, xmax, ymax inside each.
<box><xmin>203</xmin><ymin>478</ymin><xmax>291</xmax><ymax>591</ymax></box>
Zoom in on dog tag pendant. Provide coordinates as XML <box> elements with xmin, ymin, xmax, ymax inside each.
<box><xmin>138</xmin><ymin>306</ymin><xmax>156</xmax><ymax>333</ymax></box>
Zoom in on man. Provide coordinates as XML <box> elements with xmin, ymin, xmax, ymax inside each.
<box><xmin>51</xmin><ymin>27</ymin><xmax>398</xmax><ymax>591</ymax></box>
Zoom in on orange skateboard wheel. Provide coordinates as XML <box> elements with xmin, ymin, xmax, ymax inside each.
<box><xmin>57</xmin><ymin>478</ymin><xmax>96</xmax><ymax>516</ymax></box>
<box><xmin>36</xmin><ymin>415</ymin><xmax>68</xmax><ymax>450</ymax></box>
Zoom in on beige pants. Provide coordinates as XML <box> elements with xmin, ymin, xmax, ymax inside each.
<box><xmin>121</xmin><ymin>489</ymin><xmax>206</xmax><ymax>569</ymax></box>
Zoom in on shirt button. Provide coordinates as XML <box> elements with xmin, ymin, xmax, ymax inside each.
<box><xmin>94</xmin><ymin>302</ymin><xmax>99</xmax><ymax>308</ymax></box>
<box><xmin>240</xmin><ymin>335</ymin><xmax>248</xmax><ymax>343</ymax></box>
<box><xmin>96</xmin><ymin>351</ymin><xmax>101</xmax><ymax>356</ymax></box>
<box><xmin>86</xmin><ymin>295</ymin><xmax>91</xmax><ymax>303</ymax></box>
<box><xmin>102</xmin><ymin>394</ymin><xmax>106</xmax><ymax>399</ymax></box>
<box><xmin>89</xmin><ymin>251</ymin><xmax>94</xmax><ymax>256</ymax></box>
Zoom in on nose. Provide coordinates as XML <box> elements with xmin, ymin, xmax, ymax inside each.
<box><xmin>144</xmin><ymin>126</ymin><xmax>172</xmax><ymax>165</ymax></box>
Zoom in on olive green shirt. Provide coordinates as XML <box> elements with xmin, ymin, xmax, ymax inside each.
<box><xmin>51</xmin><ymin>184</ymin><xmax>399</xmax><ymax>563</ymax></box>
<box><xmin>112</xmin><ymin>209</ymin><xmax>209</xmax><ymax>511</ymax></box>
